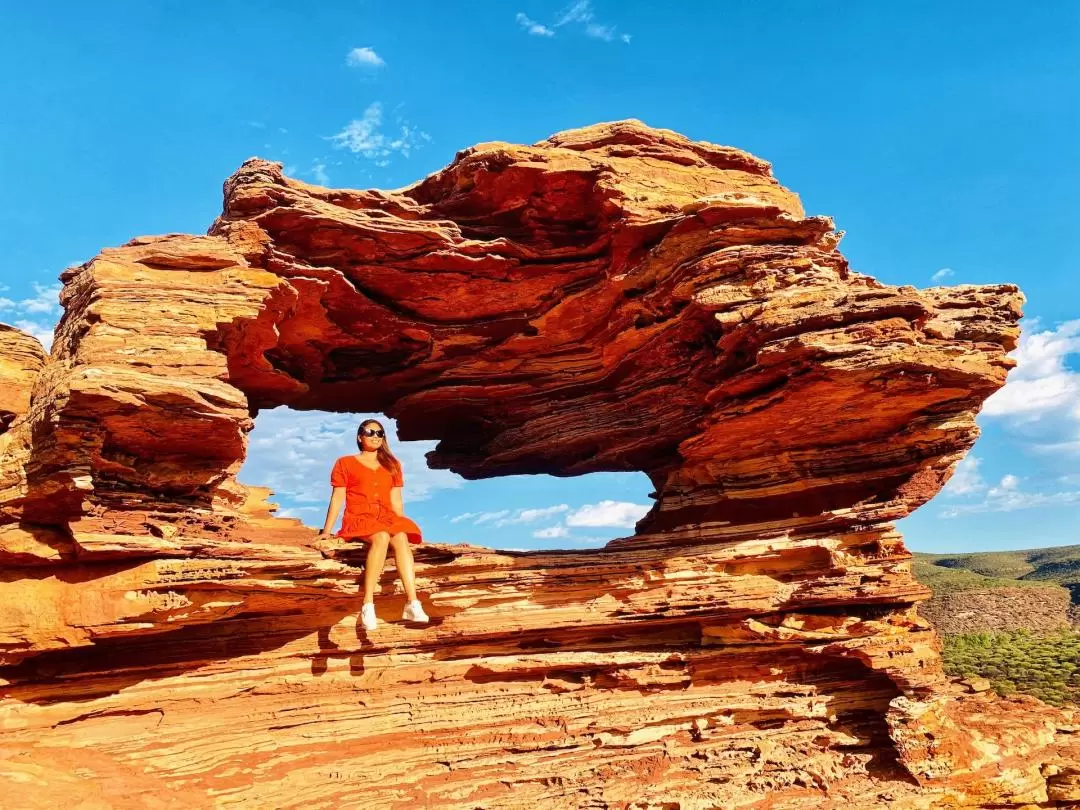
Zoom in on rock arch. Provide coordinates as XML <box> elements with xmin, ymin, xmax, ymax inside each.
<box><xmin>2</xmin><ymin>122</ymin><xmax>1075</xmax><ymax>807</ymax></box>
<box><xmin>3</xmin><ymin>121</ymin><xmax>1020</xmax><ymax>548</ymax></box>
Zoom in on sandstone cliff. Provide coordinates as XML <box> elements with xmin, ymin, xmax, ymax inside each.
<box><xmin>0</xmin><ymin>121</ymin><xmax>1075</xmax><ymax>808</ymax></box>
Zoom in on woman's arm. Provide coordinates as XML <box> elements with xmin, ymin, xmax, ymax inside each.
<box><xmin>390</xmin><ymin>487</ymin><xmax>405</xmax><ymax>517</ymax></box>
<box><xmin>319</xmin><ymin>487</ymin><xmax>347</xmax><ymax>535</ymax></box>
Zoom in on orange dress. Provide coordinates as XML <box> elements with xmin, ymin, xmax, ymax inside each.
<box><xmin>330</xmin><ymin>455</ymin><xmax>423</xmax><ymax>544</ymax></box>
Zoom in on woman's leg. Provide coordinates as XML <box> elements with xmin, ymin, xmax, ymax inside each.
<box><xmin>363</xmin><ymin>531</ymin><xmax>392</xmax><ymax>603</ymax></box>
<box><xmin>389</xmin><ymin>532</ymin><xmax>418</xmax><ymax>602</ymax></box>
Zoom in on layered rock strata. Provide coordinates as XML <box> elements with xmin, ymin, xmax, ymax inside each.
<box><xmin>1</xmin><ymin>121</ymin><xmax>1074</xmax><ymax>808</ymax></box>
<box><xmin>0</xmin><ymin>324</ymin><xmax>45</xmax><ymax>433</ymax></box>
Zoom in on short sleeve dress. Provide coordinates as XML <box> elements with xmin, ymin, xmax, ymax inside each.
<box><xmin>330</xmin><ymin>455</ymin><xmax>423</xmax><ymax>544</ymax></box>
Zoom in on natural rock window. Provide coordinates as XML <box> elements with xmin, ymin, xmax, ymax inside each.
<box><xmin>238</xmin><ymin>406</ymin><xmax>655</xmax><ymax>549</ymax></box>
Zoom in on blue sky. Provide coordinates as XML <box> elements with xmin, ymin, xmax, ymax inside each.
<box><xmin>1</xmin><ymin>2</ymin><xmax>1077</xmax><ymax>552</ymax></box>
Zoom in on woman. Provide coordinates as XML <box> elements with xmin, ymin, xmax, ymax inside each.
<box><xmin>317</xmin><ymin>419</ymin><xmax>429</xmax><ymax>631</ymax></box>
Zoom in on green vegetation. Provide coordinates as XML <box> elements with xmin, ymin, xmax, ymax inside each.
<box><xmin>911</xmin><ymin>557</ymin><xmax>1051</xmax><ymax>594</ymax></box>
<box><xmin>913</xmin><ymin>543</ymin><xmax>1080</xmax><ymax>597</ymax></box>
<box><xmin>942</xmin><ymin>629</ymin><xmax>1080</xmax><ymax>707</ymax></box>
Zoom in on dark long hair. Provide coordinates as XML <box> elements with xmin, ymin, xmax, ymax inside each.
<box><xmin>357</xmin><ymin>419</ymin><xmax>403</xmax><ymax>479</ymax></box>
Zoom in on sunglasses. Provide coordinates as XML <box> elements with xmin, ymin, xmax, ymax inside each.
<box><xmin>359</xmin><ymin>428</ymin><xmax>385</xmax><ymax>438</ymax></box>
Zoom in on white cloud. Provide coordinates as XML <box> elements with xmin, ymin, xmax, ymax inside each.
<box><xmin>555</xmin><ymin>0</ymin><xmax>593</xmax><ymax>25</ymax></box>
<box><xmin>518</xmin><ymin>1</ymin><xmax>629</xmax><ymax>43</ymax></box>
<box><xmin>239</xmin><ymin>408</ymin><xmax>464</xmax><ymax>517</ymax></box>
<box><xmin>329</xmin><ymin>102</ymin><xmax>428</xmax><ymax>162</ymax></box>
<box><xmin>346</xmin><ymin>47</ymin><xmax>385</xmax><ymax>68</ymax></box>
<box><xmin>17</xmin><ymin>283</ymin><xmax>62</xmax><ymax>315</ymax></box>
<box><xmin>533</xmin><ymin>526</ymin><xmax>569</xmax><ymax>538</ymax></box>
<box><xmin>585</xmin><ymin>22</ymin><xmax>614</xmax><ymax>40</ymax></box>
<box><xmin>982</xmin><ymin>319</ymin><xmax>1080</xmax><ymax>453</ymax></box>
<box><xmin>474</xmin><ymin>510</ymin><xmax>511</xmax><ymax>525</ymax></box>
<box><xmin>311</xmin><ymin>161</ymin><xmax>330</xmax><ymax>185</ymax></box>
<box><xmin>452</xmin><ymin>504</ymin><xmax>570</xmax><ymax>528</ymax></box>
<box><xmin>12</xmin><ymin>319</ymin><xmax>53</xmax><ymax>349</ymax></box>
<box><xmin>277</xmin><ymin>506</ymin><xmax>322</xmax><ymax>519</ymax></box>
<box><xmin>931</xmin><ymin>267</ymin><xmax>954</xmax><ymax>282</ymax></box>
<box><xmin>1</xmin><ymin>282</ymin><xmax>63</xmax><ymax>350</ymax></box>
<box><xmin>516</xmin><ymin>12</ymin><xmax>554</xmax><ymax>36</ymax></box>
<box><xmin>940</xmin><ymin>473</ymin><xmax>1080</xmax><ymax>517</ymax></box>
<box><xmin>565</xmin><ymin>500</ymin><xmax>650</xmax><ymax>528</ymax></box>
<box><xmin>494</xmin><ymin>504</ymin><xmax>569</xmax><ymax>527</ymax></box>
<box><xmin>942</xmin><ymin>455</ymin><xmax>986</xmax><ymax>496</ymax></box>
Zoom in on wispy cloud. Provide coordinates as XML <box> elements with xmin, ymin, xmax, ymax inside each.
<box><xmin>942</xmin><ymin>455</ymin><xmax>986</xmax><ymax>496</ymax></box>
<box><xmin>940</xmin><ymin>473</ymin><xmax>1080</xmax><ymax>517</ymax></box>
<box><xmin>0</xmin><ymin>282</ymin><xmax>63</xmax><ymax>350</ymax></box>
<box><xmin>11</xmin><ymin>320</ymin><xmax>53</xmax><ymax>347</ymax></box>
<box><xmin>982</xmin><ymin>318</ymin><xmax>1080</xmax><ymax>453</ymax></box>
<box><xmin>311</xmin><ymin>161</ymin><xmax>330</xmax><ymax>185</ymax></box>
<box><xmin>329</xmin><ymin>102</ymin><xmax>429</xmax><ymax>162</ymax></box>
<box><xmin>452</xmin><ymin>498</ymin><xmax>644</xmax><ymax>544</ymax></box>
<box><xmin>450</xmin><ymin>504</ymin><xmax>569</xmax><ymax>528</ymax></box>
<box><xmin>516</xmin><ymin>1</ymin><xmax>630</xmax><ymax>43</ymax></box>
<box><xmin>475</xmin><ymin>510</ymin><xmax>511</xmax><ymax>524</ymax></box>
<box><xmin>565</xmin><ymin>499</ymin><xmax>650</xmax><ymax>528</ymax></box>
<box><xmin>277</xmin><ymin>506</ymin><xmax>322</xmax><ymax>519</ymax></box>
<box><xmin>0</xmin><ymin>283</ymin><xmax>63</xmax><ymax>315</ymax></box>
<box><xmin>346</xmin><ymin>47</ymin><xmax>385</xmax><ymax>69</ymax></box>
<box><xmin>516</xmin><ymin>12</ymin><xmax>554</xmax><ymax>36</ymax></box>
<box><xmin>496</xmin><ymin>505</ymin><xmax>569</xmax><ymax>526</ymax></box>
<box><xmin>533</xmin><ymin>525</ymin><xmax>569</xmax><ymax>538</ymax></box>
<box><xmin>239</xmin><ymin>408</ymin><xmax>464</xmax><ymax>523</ymax></box>
<box><xmin>584</xmin><ymin>22</ymin><xmax>615</xmax><ymax>41</ymax></box>
<box><xmin>555</xmin><ymin>0</ymin><xmax>593</xmax><ymax>25</ymax></box>
<box><xmin>931</xmin><ymin>267</ymin><xmax>954</xmax><ymax>282</ymax></box>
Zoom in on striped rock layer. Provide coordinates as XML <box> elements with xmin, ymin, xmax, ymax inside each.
<box><xmin>1</xmin><ymin>121</ymin><xmax>1075</xmax><ymax>808</ymax></box>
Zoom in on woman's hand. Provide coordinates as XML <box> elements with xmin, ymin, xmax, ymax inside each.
<box><xmin>313</xmin><ymin>531</ymin><xmax>341</xmax><ymax>556</ymax></box>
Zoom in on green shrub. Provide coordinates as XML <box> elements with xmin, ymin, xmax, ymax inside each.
<box><xmin>941</xmin><ymin>629</ymin><xmax>1080</xmax><ymax>707</ymax></box>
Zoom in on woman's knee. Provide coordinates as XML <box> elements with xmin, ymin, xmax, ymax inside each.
<box><xmin>369</xmin><ymin>531</ymin><xmax>392</xmax><ymax>547</ymax></box>
<box><xmin>389</xmin><ymin>531</ymin><xmax>409</xmax><ymax>549</ymax></box>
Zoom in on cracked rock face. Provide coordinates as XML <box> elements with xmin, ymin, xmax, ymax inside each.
<box><xmin>1</xmin><ymin>121</ymin><xmax>1075</xmax><ymax>808</ymax></box>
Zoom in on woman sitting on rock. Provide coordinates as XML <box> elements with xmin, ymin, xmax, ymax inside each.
<box><xmin>317</xmin><ymin>419</ymin><xmax>429</xmax><ymax>631</ymax></box>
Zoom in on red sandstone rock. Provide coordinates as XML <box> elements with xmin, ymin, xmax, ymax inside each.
<box><xmin>0</xmin><ymin>121</ymin><xmax>1073</xmax><ymax>808</ymax></box>
<box><xmin>0</xmin><ymin>323</ymin><xmax>45</xmax><ymax>433</ymax></box>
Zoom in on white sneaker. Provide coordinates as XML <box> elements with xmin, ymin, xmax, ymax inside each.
<box><xmin>360</xmin><ymin>602</ymin><xmax>378</xmax><ymax>631</ymax></box>
<box><xmin>402</xmin><ymin>599</ymin><xmax>429</xmax><ymax>623</ymax></box>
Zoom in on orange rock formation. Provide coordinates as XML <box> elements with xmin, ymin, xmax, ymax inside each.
<box><xmin>0</xmin><ymin>121</ymin><xmax>1075</xmax><ymax>808</ymax></box>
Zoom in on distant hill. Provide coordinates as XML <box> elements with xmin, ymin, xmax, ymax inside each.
<box><xmin>914</xmin><ymin>544</ymin><xmax>1080</xmax><ymax>597</ymax></box>
<box><xmin>913</xmin><ymin>544</ymin><xmax>1080</xmax><ymax>634</ymax></box>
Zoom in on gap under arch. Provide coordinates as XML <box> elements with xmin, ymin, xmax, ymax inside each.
<box><xmin>238</xmin><ymin>406</ymin><xmax>655</xmax><ymax>552</ymax></box>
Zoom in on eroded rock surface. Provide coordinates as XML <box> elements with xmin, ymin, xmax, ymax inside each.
<box><xmin>0</xmin><ymin>324</ymin><xmax>45</xmax><ymax>434</ymax></box>
<box><xmin>1</xmin><ymin>121</ymin><xmax>1074</xmax><ymax>808</ymax></box>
